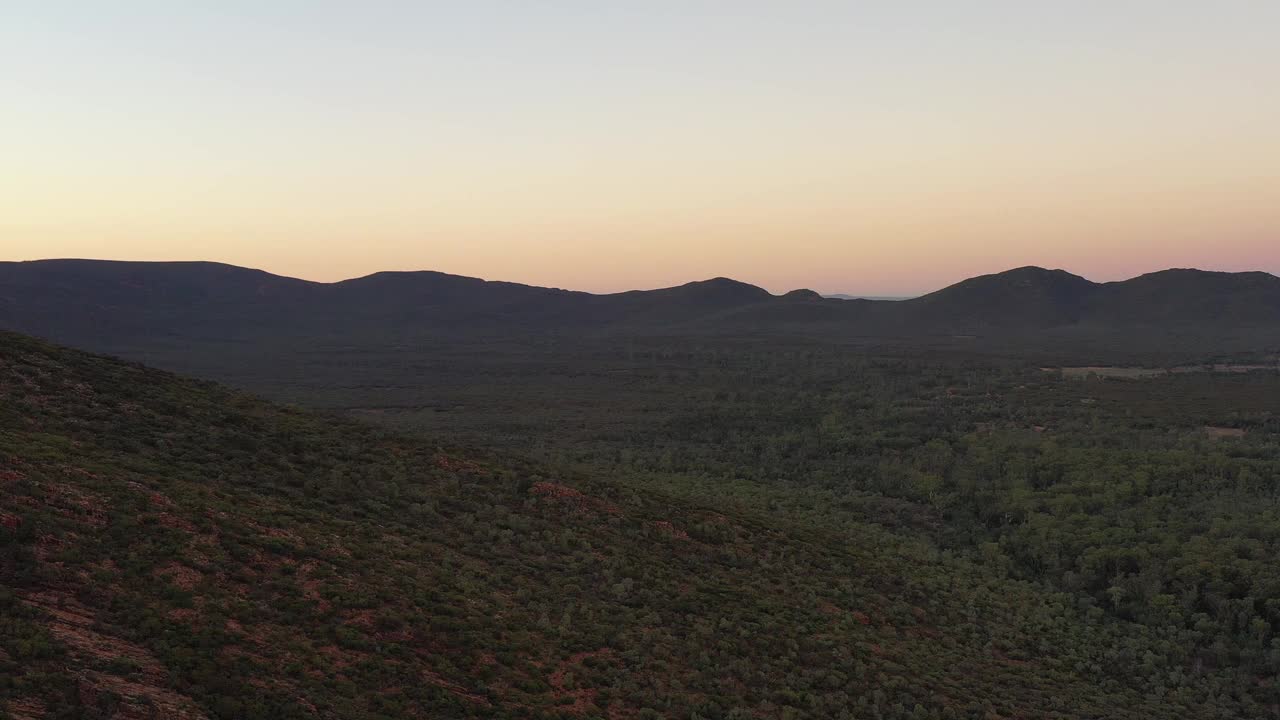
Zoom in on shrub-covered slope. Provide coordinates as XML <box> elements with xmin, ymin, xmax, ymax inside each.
<box><xmin>0</xmin><ymin>332</ymin><xmax>1268</xmax><ymax>719</ymax></box>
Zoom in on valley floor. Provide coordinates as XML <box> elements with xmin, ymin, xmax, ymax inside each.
<box><xmin>4</xmin><ymin>332</ymin><xmax>1280</xmax><ymax>718</ymax></box>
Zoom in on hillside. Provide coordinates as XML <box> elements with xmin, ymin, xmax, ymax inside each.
<box><xmin>1</xmin><ymin>331</ymin><xmax>1273</xmax><ymax>719</ymax></box>
<box><xmin>0</xmin><ymin>261</ymin><xmax>784</xmax><ymax>343</ymax></box>
<box><xmin>0</xmin><ymin>260</ymin><xmax>315</xmax><ymax>343</ymax></box>
<box><xmin>1087</xmin><ymin>269</ymin><xmax>1280</xmax><ymax>327</ymax></box>
<box><xmin>5</xmin><ymin>260</ymin><xmax>1280</xmax><ymax>354</ymax></box>
<box><xmin>903</xmin><ymin>267</ymin><xmax>1096</xmax><ymax>329</ymax></box>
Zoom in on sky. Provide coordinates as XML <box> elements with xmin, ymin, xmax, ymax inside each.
<box><xmin>3</xmin><ymin>2</ymin><xmax>1278</xmax><ymax>295</ymax></box>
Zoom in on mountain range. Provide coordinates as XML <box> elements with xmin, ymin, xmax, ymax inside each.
<box><xmin>3</xmin><ymin>260</ymin><xmax>1280</xmax><ymax>351</ymax></box>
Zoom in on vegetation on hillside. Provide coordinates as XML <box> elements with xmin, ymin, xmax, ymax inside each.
<box><xmin>4</xmin><ymin>331</ymin><xmax>1279</xmax><ymax>718</ymax></box>
<box><xmin>268</xmin><ymin>335</ymin><xmax>1280</xmax><ymax>718</ymax></box>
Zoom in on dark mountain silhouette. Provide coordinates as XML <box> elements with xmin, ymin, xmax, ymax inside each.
<box><xmin>1086</xmin><ymin>269</ymin><xmax>1280</xmax><ymax>327</ymax></box>
<box><xmin>905</xmin><ymin>266</ymin><xmax>1096</xmax><ymax>329</ymax></box>
<box><xmin>0</xmin><ymin>259</ymin><xmax>313</xmax><ymax>341</ymax></box>
<box><xmin>781</xmin><ymin>288</ymin><xmax>825</xmax><ymax>301</ymax></box>
<box><xmin>3</xmin><ymin>259</ymin><xmax>1280</xmax><ymax>351</ymax></box>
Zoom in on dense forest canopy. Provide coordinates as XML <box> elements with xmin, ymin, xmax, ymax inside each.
<box><xmin>3</xmin><ymin>328</ymin><xmax>1280</xmax><ymax>718</ymax></box>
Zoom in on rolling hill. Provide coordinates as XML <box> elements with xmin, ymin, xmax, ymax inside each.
<box><xmin>0</xmin><ymin>330</ymin><xmax>1272</xmax><ymax>719</ymax></box>
<box><xmin>1085</xmin><ymin>269</ymin><xmax>1280</xmax><ymax>327</ymax></box>
<box><xmin>904</xmin><ymin>267</ymin><xmax>1096</xmax><ymax>329</ymax></box>
<box><xmin>4</xmin><ymin>260</ymin><xmax>1280</xmax><ymax>351</ymax></box>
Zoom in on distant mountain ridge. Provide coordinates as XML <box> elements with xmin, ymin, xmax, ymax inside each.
<box><xmin>3</xmin><ymin>259</ymin><xmax>1280</xmax><ymax>349</ymax></box>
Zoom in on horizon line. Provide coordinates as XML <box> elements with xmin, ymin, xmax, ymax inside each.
<box><xmin>6</xmin><ymin>256</ymin><xmax>1280</xmax><ymax>299</ymax></box>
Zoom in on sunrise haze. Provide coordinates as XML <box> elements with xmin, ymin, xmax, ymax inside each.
<box><xmin>3</xmin><ymin>2</ymin><xmax>1278</xmax><ymax>295</ymax></box>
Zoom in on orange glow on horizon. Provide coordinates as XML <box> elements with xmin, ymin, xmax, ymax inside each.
<box><xmin>3</xmin><ymin>4</ymin><xmax>1277</xmax><ymax>296</ymax></box>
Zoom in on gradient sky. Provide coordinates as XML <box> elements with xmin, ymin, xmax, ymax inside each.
<box><xmin>3</xmin><ymin>2</ymin><xmax>1278</xmax><ymax>295</ymax></box>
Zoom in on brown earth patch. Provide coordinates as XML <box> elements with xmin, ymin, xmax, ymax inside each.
<box><xmin>158</xmin><ymin>511</ymin><xmax>198</xmax><ymax>532</ymax></box>
<box><xmin>651</xmin><ymin>520</ymin><xmax>689</xmax><ymax>541</ymax></box>
<box><xmin>422</xmin><ymin>668</ymin><xmax>491</xmax><ymax>707</ymax></box>
<box><xmin>40</xmin><ymin>481</ymin><xmax>109</xmax><ymax>527</ymax></box>
<box><xmin>297</xmin><ymin>559</ymin><xmax>334</xmax><ymax>612</ymax></box>
<box><xmin>324</xmin><ymin>534</ymin><xmax>354</xmax><ymax>558</ymax></box>
<box><xmin>547</xmin><ymin>648</ymin><xmax>614</xmax><ymax>716</ymax></box>
<box><xmin>434</xmin><ymin>454</ymin><xmax>485</xmax><ymax>474</ymax></box>
<box><xmin>530</xmin><ymin>482</ymin><xmax>621</xmax><ymax>516</ymax></box>
<box><xmin>156</xmin><ymin>562</ymin><xmax>203</xmax><ymax>591</ymax></box>
<box><xmin>1204</xmin><ymin>426</ymin><xmax>1246</xmax><ymax>439</ymax></box>
<box><xmin>222</xmin><ymin>644</ymin><xmax>274</xmax><ymax>668</ymax></box>
<box><xmin>126</xmin><ymin>482</ymin><xmax>177</xmax><ymax>512</ymax></box>
<box><xmin>168</xmin><ymin>608</ymin><xmax>199</xmax><ymax>623</ymax></box>
<box><xmin>991</xmin><ymin>648</ymin><xmax>1032</xmax><ymax>667</ymax></box>
<box><xmin>1059</xmin><ymin>366</ymin><xmax>1166</xmax><ymax>379</ymax></box>
<box><xmin>78</xmin><ymin>671</ymin><xmax>208</xmax><ymax>719</ymax></box>
<box><xmin>343</xmin><ymin>609</ymin><xmax>377</xmax><ymax>630</ymax></box>
<box><xmin>19</xmin><ymin>590</ymin><xmax>208</xmax><ymax>718</ymax></box>
<box><xmin>5</xmin><ymin>697</ymin><xmax>48</xmax><ymax>720</ymax></box>
<box><xmin>32</xmin><ymin>531</ymin><xmax>79</xmax><ymax>564</ymax></box>
<box><xmin>247</xmin><ymin>520</ymin><xmax>304</xmax><ymax>544</ymax></box>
